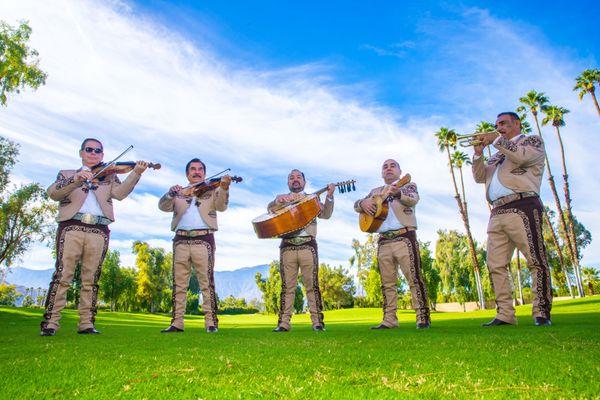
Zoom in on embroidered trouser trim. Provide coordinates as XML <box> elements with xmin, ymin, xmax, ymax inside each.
<box><xmin>41</xmin><ymin>220</ymin><xmax>109</xmax><ymax>331</ymax></box>
<box><xmin>377</xmin><ymin>230</ymin><xmax>430</xmax><ymax>326</ymax></box>
<box><xmin>487</xmin><ymin>197</ymin><xmax>552</xmax><ymax>323</ymax></box>
<box><xmin>170</xmin><ymin>234</ymin><xmax>218</xmax><ymax>329</ymax></box>
<box><xmin>277</xmin><ymin>239</ymin><xmax>323</xmax><ymax>329</ymax></box>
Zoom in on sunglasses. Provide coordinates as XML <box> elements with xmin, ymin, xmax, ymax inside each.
<box><xmin>84</xmin><ymin>147</ymin><xmax>103</xmax><ymax>154</ymax></box>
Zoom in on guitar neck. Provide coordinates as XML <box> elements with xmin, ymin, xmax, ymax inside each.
<box><xmin>313</xmin><ymin>186</ymin><xmax>329</xmax><ymax>196</ymax></box>
<box><xmin>312</xmin><ymin>180</ymin><xmax>354</xmax><ymax>196</ymax></box>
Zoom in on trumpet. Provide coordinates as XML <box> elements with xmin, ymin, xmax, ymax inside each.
<box><xmin>457</xmin><ymin>130</ymin><xmax>501</xmax><ymax>147</ymax></box>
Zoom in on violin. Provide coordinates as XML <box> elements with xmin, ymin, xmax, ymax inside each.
<box><xmin>180</xmin><ymin>176</ymin><xmax>243</xmax><ymax>197</ymax></box>
<box><xmin>89</xmin><ymin>161</ymin><xmax>161</xmax><ymax>183</ymax></box>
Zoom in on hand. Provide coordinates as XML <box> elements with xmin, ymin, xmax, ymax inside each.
<box><xmin>360</xmin><ymin>198</ymin><xmax>378</xmax><ymax>216</ymax></box>
<box><xmin>220</xmin><ymin>174</ymin><xmax>232</xmax><ymax>190</ymax></box>
<box><xmin>481</xmin><ymin>132</ymin><xmax>499</xmax><ymax>146</ymax></box>
<box><xmin>133</xmin><ymin>161</ymin><xmax>148</xmax><ymax>174</ymax></box>
<box><xmin>326</xmin><ymin>183</ymin><xmax>335</xmax><ymax>197</ymax></box>
<box><xmin>169</xmin><ymin>185</ymin><xmax>182</xmax><ymax>196</ymax></box>
<box><xmin>388</xmin><ymin>185</ymin><xmax>401</xmax><ymax>197</ymax></box>
<box><xmin>74</xmin><ymin>170</ymin><xmax>93</xmax><ymax>182</ymax></box>
<box><xmin>277</xmin><ymin>194</ymin><xmax>299</xmax><ymax>203</ymax></box>
<box><xmin>474</xmin><ymin>144</ymin><xmax>484</xmax><ymax>157</ymax></box>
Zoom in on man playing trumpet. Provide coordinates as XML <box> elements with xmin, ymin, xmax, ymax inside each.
<box><xmin>471</xmin><ymin>112</ymin><xmax>552</xmax><ymax>327</ymax></box>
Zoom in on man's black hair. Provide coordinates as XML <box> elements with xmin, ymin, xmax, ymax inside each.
<box><xmin>186</xmin><ymin>158</ymin><xmax>206</xmax><ymax>175</ymax></box>
<box><xmin>80</xmin><ymin>138</ymin><xmax>103</xmax><ymax>151</ymax></box>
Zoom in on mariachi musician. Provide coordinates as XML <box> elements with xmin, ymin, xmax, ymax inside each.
<box><xmin>40</xmin><ymin>138</ymin><xmax>148</xmax><ymax>336</ymax></box>
<box><xmin>159</xmin><ymin>159</ymin><xmax>232</xmax><ymax>334</ymax></box>
<box><xmin>268</xmin><ymin>169</ymin><xmax>335</xmax><ymax>332</ymax></box>
<box><xmin>355</xmin><ymin>159</ymin><xmax>430</xmax><ymax>330</ymax></box>
<box><xmin>471</xmin><ymin>112</ymin><xmax>552</xmax><ymax>327</ymax></box>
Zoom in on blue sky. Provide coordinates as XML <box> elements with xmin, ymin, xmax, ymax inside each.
<box><xmin>1</xmin><ymin>0</ymin><xmax>599</xmax><ymax>271</ymax></box>
<box><xmin>131</xmin><ymin>0</ymin><xmax>600</xmax><ymax>112</ymax></box>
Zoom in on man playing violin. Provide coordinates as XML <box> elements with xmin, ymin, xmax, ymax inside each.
<box><xmin>40</xmin><ymin>138</ymin><xmax>148</xmax><ymax>336</ymax></box>
<box><xmin>355</xmin><ymin>159</ymin><xmax>430</xmax><ymax>330</ymax></box>
<box><xmin>472</xmin><ymin>112</ymin><xmax>551</xmax><ymax>327</ymax></box>
<box><xmin>159</xmin><ymin>159</ymin><xmax>231</xmax><ymax>333</ymax></box>
<box><xmin>269</xmin><ymin>169</ymin><xmax>334</xmax><ymax>332</ymax></box>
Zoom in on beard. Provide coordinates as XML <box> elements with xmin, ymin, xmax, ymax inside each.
<box><xmin>289</xmin><ymin>182</ymin><xmax>304</xmax><ymax>193</ymax></box>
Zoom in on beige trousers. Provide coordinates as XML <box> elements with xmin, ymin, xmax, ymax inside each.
<box><xmin>487</xmin><ymin>197</ymin><xmax>552</xmax><ymax>324</ymax></box>
<box><xmin>278</xmin><ymin>240</ymin><xmax>323</xmax><ymax>330</ymax></box>
<box><xmin>377</xmin><ymin>231</ymin><xmax>430</xmax><ymax>327</ymax></box>
<box><xmin>41</xmin><ymin>220</ymin><xmax>109</xmax><ymax>331</ymax></box>
<box><xmin>170</xmin><ymin>235</ymin><xmax>218</xmax><ymax>329</ymax></box>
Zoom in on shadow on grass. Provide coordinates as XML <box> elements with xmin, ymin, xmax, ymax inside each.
<box><xmin>2</xmin><ymin>295</ymin><xmax>598</xmax><ymax>336</ymax></box>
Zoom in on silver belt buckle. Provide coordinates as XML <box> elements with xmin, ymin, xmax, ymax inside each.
<box><xmin>81</xmin><ymin>213</ymin><xmax>97</xmax><ymax>225</ymax></box>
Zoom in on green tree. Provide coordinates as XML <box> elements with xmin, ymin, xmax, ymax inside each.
<box><xmin>99</xmin><ymin>250</ymin><xmax>125</xmax><ymax>311</ymax></box>
<box><xmin>419</xmin><ymin>241</ymin><xmax>440</xmax><ymax>309</ymax></box>
<box><xmin>544</xmin><ymin>208</ymin><xmax>574</xmax><ymax>297</ymax></box>
<box><xmin>349</xmin><ymin>234</ymin><xmax>377</xmax><ymax>292</ymax></box>
<box><xmin>581</xmin><ymin>267</ymin><xmax>599</xmax><ymax>295</ymax></box>
<box><xmin>293</xmin><ymin>285</ymin><xmax>304</xmax><ymax>314</ymax></box>
<box><xmin>434</xmin><ymin>230</ymin><xmax>487</xmax><ymax>306</ymax></box>
<box><xmin>66</xmin><ymin>262</ymin><xmax>82</xmax><ymax>307</ymax></box>
<box><xmin>435</xmin><ymin>127</ymin><xmax>485</xmax><ymax>308</ymax></box>
<box><xmin>349</xmin><ymin>235</ymin><xmax>381</xmax><ymax>307</ymax></box>
<box><xmin>119</xmin><ymin>267</ymin><xmax>138</xmax><ymax>311</ymax></box>
<box><xmin>134</xmin><ymin>241</ymin><xmax>171</xmax><ymax>313</ymax></box>
<box><xmin>0</xmin><ymin>137</ymin><xmax>56</xmax><ymax>272</ymax></box>
<box><xmin>0</xmin><ymin>282</ymin><xmax>19</xmax><ymax>305</ymax></box>
<box><xmin>255</xmin><ymin>260</ymin><xmax>282</xmax><ymax>314</ymax></box>
<box><xmin>21</xmin><ymin>294</ymin><xmax>34</xmax><ymax>307</ymax></box>
<box><xmin>573</xmin><ymin>68</ymin><xmax>600</xmax><ymax>117</ymax></box>
<box><xmin>0</xmin><ymin>21</ymin><xmax>47</xmax><ymax>106</ymax></box>
<box><xmin>319</xmin><ymin>264</ymin><xmax>355</xmax><ymax>310</ymax></box>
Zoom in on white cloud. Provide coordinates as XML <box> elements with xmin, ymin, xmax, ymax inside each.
<box><xmin>2</xmin><ymin>1</ymin><xmax>598</xmax><ymax>274</ymax></box>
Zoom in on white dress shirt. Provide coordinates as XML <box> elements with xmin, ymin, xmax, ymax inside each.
<box><xmin>176</xmin><ymin>200</ymin><xmax>209</xmax><ymax>230</ymax></box>
<box><xmin>77</xmin><ymin>166</ymin><xmax>105</xmax><ymax>217</ymax></box>
<box><xmin>377</xmin><ymin>205</ymin><xmax>404</xmax><ymax>233</ymax></box>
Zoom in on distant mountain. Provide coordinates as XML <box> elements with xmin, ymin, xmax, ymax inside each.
<box><xmin>5</xmin><ymin>264</ymin><xmax>270</xmax><ymax>303</ymax></box>
<box><xmin>5</xmin><ymin>267</ymin><xmax>53</xmax><ymax>289</ymax></box>
<box><xmin>215</xmin><ymin>264</ymin><xmax>269</xmax><ymax>302</ymax></box>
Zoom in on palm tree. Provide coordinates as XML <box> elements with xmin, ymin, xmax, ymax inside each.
<box><xmin>542</xmin><ymin>105</ymin><xmax>584</xmax><ymax>296</ymax></box>
<box><xmin>435</xmin><ymin>127</ymin><xmax>485</xmax><ymax>309</ymax></box>
<box><xmin>581</xmin><ymin>267</ymin><xmax>599</xmax><ymax>295</ymax></box>
<box><xmin>573</xmin><ymin>69</ymin><xmax>600</xmax><ymax>117</ymax></box>
<box><xmin>517</xmin><ymin>90</ymin><xmax>582</xmax><ymax>296</ymax></box>
<box><xmin>521</xmin><ymin>111</ymin><xmax>572</xmax><ymax>296</ymax></box>
<box><xmin>451</xmin><ymin>150</ymin><xmax>470</xmax><ymax>214</ymax></box>
<box><xmin>517</xmin><ymin>113</ymin><xmax>533</xmax><ymax>134</ymax></box>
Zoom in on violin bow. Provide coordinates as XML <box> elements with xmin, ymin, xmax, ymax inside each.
<box><xmin>85</xmin><ymin>145</ymin><xmax>134</xmax><ymax>187</ymax></box>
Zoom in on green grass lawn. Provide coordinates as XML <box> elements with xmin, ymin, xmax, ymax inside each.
<box><xmin>1</xmin><ymin>297</ymin><xmax>599</xmax><ymax>399</ymax></box>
